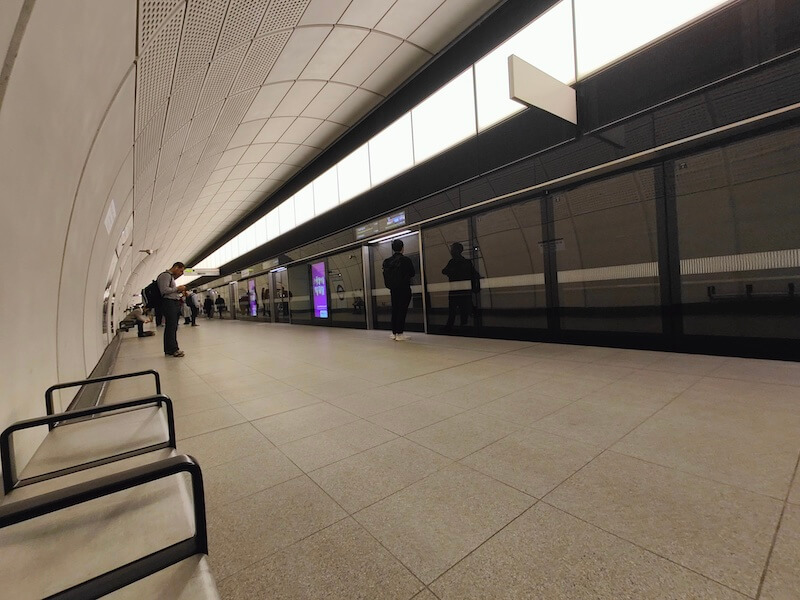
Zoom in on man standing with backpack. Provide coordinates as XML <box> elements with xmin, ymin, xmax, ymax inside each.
<box><xmin>382</xmin><ymin>238</ymin><xmax>415</xmax><ymax>341</ymax></box>
<box><xmin>157</xmin><ymin>262</ymin><xmax>188</xmax><ymax>357</ymax></box>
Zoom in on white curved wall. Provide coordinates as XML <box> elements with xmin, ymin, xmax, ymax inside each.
<box><xmin>0</xmin><ymin>0</ymin><xmax>136</xmax><ymax>469</ymax></box>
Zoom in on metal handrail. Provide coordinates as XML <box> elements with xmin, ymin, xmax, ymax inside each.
<box><xmin>0</xmin><ymin>455</ymin><xmax>207</xmax><ymax>600</ymax></box>
<box><xmin>1</xmin><ymin>394</ymin><xmax>176</xmax><ymax>494</ymax></box>
<box><xmin>45</xmin><ymin>369</ymin><xmax>162</xmax><ymax>422</ymax></box>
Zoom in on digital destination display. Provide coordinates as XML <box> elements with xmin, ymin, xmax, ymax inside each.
<box><xmin>311</xmin><ymin>261</ymin><xmax>328</xmax><ymax>319</ymax></box>
<box><xmin>355</xmin><ymin>211</ymin><xmax>406</xmax><ymax>240</ymax></box>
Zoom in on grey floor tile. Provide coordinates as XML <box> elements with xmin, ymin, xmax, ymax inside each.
<box><xmin>461</xmin><ymin>429</ymin><xmax>602</xmax><ymax>497</ymax></box>
<box><xmin>546</xmin><ymin>451</ymin><xmax>782</xmax><ymax>596</ymax></box>
<box><xmin>367</xmin><ymin>399</ymin><xmax>464</xmax><ymax>435</ymax></box>
<box><xmin>177</xmin><ymin>423</ymin><xmax>274</xmax><ymax>468</ymax></box>
<box><xmin>215</xmin><ymin>380</ymin><xmax>296</xmax><ymax>404</ymax></box>
<box><xmin>527</xmin><ymin>374</ymin><xmax>613</xmax><ymax>401</ymax></box>
<box><xmin>355</xmin><ymin>463</ymin><xmax>534</xmax><ymax>584</ymax></box>
<box><xmin>111</xmin><ymin>324</ymin><xmax>798</xmax><ymax>599</ymax></box>
<box><xmin>532</xmin><ymin>396</ymin><xmax>663</xmax><ymax>448</ymax></box>
<box><xmin>302</xmin><ymin>377</ymin><xmax>379</xmax><ymax>401</ymax></box>
<box><xmin>327</xmin><ymin>386</ymin><xmax>425</xmax><ymax>417</ymax></box>
<box><xmin>581</xmin><ymin>379</ymin><xmax>681</xmax><ymax>407</ymax></box>
<box><xmin>612</xmin><ymin>389</ymin><xmax>800</xmax><ymax>498</ymax></box>
<box><xmin>203</xmin><ymin>448</ymin><xmax>303</xmax><ymax>510</ymax></box>
<box><xmin>216</xmin><ymin>518</ymin><xmax>422</xmax><ymax>600</ymax></box>
<box><xmin>593</xmin><ymin>348</ymin><xmax>667</xmax><ymax>369</ymax></box>
<box><xmin>279</xmin><ymin>420</ymin><xmax>398</xmax><ymax>472</ymax></box>
<box><xmin>789</xmin><ymin>472</ymin><xmax>800</xmax><ymax>505</ymax></box>
<box><xmin>643</xmin><ymin>352</ymin><xmax>730</xmax><ymax>376</ymax></box>
<box><xmin>710</xmin><ymin>357</ymin><xmax>800</xmax><ymax>386</ymax></box>
<box><xmin>760</xmin><ymin>503</ymin><xmax>800</xmax><ymax>600</ymax></box>
<box><xmin>619</xmin><ymin>369</ymin><xmax>701</xmax><ymax>393</ymax></box>
<box><xmin>231</xmin><ymin>389</ymin><xmax>321</xmax><ymax>421</ymax></box>
<box><xmin>207</xmin><ymin>475</ymin><xmax>347</xmax><ymax>580</ymax></box>
<box><xmin>174</xmin><ymin>406</ymin><xmax>247</xmax><ymax>440</ymax></box>
<box><xmin>168</xmin><ymin>390</ymin><xmax>231</xmax><ymax>417</ymax></box>
<box><xmin>474</xmin><ymin>388</ymin><xmax>573</xmax><ymax>427</ymax></box>
<box><xmin>430</xmin><ymin>502</ymin><xmax>747</xmax><ymax>600</ymax></box>
<box><xmin>309</xmin><ymin>438</ymin><xmax>451</xmax><ymax>513</ymax></box>
<box><xmin>431</xmin><ymin>375</ymin><xmax>534</xmax><ymax>409</ymax></box>
<box><xmin>251</xmin><ymin>403</ymin><xmax>359</xmax><ymax>445</ymax></box>
<box><xmin>407</xmin><ymin>411</ymin><xmax>521</xmax><ymax>460</ymax></box>
<box><xmin>278</xmin><ymin>369</ymin><xmax>343</xmax><ymax>389</ymax></box>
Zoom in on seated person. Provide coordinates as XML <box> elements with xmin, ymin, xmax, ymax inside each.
<box><xmin>121</xmin><ymin>305</ymin><xmax>154</xmax><ymax>337</ymax></box>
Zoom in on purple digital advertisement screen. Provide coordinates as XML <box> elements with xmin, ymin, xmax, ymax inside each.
<box><xmin>248</xmin><ymin>279</ymin><xmax>257</xmax><ymax>317</ymax></box>
<box><xmin>311</xmin><ymin>261</ymin><xmax>328</xmax><ymax>318</ymax></box>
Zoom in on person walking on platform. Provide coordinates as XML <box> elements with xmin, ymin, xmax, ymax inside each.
<box><xmin>157</xmin><ymin>262</ymin><xmax>187</xmax><ymax>357</ymax></box>
<box><xmin>215</xmin><ymin>295</ymin><xmax>226</xmax><ymax>319</ymax></box>
<box><xmin>188</xmin><ymin>289</ymin><xmax>200</xmax><ymax>326</ymax></box>
<box><xmin>382</xmin><ymin>238</ymin><xmax>415</xmax><ymax>341</ymax></box>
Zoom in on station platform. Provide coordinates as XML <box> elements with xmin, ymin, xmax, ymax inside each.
<box><xmin>104</xmin><ymin>318</ymin><xmax>800</xmax><ymax>599</ymax></box>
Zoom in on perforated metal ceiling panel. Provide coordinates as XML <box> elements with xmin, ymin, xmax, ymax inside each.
<box><xmin>130</xmin><ymin>0</ymin><xmax>503</xmax><ymax>276</ymax></box>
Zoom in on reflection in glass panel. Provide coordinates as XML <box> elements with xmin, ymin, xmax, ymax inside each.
<box><xmin>369</xmin><ymin>232</ymin><xmax>423</xmax><ymax>332</ymax></box>
<box><xmin>338</xmin><ymin>144</ymin><xmax>371</xmax><ymax>203</ymax></box>
<box><xmin>574</xmin><ymin>0</ymin><xmax>732</xmax><ymax>77</ymax></box>
<box><xmin>288</xmin><ymin>264</ymin><xmax>311</xmax><ymax>324</ymax></box>
<box><xmin>368</xmin><ymin>113</ymin><xmax>414</xmax><ymax>186</ymax></box>
<box><xmin>475</xmin><ymin>0</ymin><xmax>574</xmax><ymax>131</ymax></box>
<box><xmin>676</xmin><ymin>127</ymin><xmax>800</xmax><ymax>338</ymax></box>
<box><xmin>422</xmin><ymin>219</ymin><xmax>472</xmax><ymax>332</ymax></box>
<box><xmin>210</xmin><ymin>285</ymin><xmax>231</xmax><ymax>319</ymax></box>
<box><xmin>553</xmin><ymin>169</ymin><xmax>661</xmax><ymax>332</ymax></box>
<box><xmin>295</xmin><ymin>184</ymin><xmax>314</xmax><ymax>225</ymax></box>
<box><xmin>255</xmin><ymin>273</ymin><xmax>271</xmax><ymax>319</ymax></box>
<box><xmin>313</xmin><ymin>167</ymin><xmax>339</xmax><ymax>216</ymax></box>
<box><xmin>412</xmin><ymin>69</ymin><xmax>476</xmax><ymax>164</ymax></box>
<box><xmin>327</xmin><ymin>250</ymin><xmax>366</xmax><ymax>329</ymax></box>
<box><xmin>475</xmin><ymin>200</ymin><xmax>548</xmax><ymax>331</ymax></box>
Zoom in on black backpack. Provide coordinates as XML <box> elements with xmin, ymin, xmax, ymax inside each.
<box><xmin>142</xmin><ymin>275</ymin><xmax>164</xmax><ymax>309</ymax></box>
<box><xmin>382</xmin><ymin>255</ymin><xmax>406</xmax><ymax>290</ymax></box>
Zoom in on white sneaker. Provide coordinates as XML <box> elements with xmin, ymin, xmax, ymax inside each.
<box><xmin>395</xmin><ymin>333</ymin><xmax>410</xmax><ymax>341</ymax></box>
<box><xmin>389</xmin><ymin>333</ymin><xmax>396</xmax><ymax>340</ymax></box>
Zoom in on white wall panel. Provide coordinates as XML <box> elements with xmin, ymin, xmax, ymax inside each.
<box><xmin>0</xmin><ymin>0</ymin><xmax>135</xmax><ymax>466</ymax></box>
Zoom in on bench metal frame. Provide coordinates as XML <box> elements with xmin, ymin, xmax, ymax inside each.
<box><xmin>0</xmin><ymin>454</ymin><xmax>207</xmax><ymax>600</ymax></box>
<box><xmin>1</xmin><ymin>394</ymin><xmax>176</xmax><ymax>494</ymax></box>
<box><xmin>45</xmin><ymin>369</ymin><xmax>162</xmax><ymax>424</ymax></box>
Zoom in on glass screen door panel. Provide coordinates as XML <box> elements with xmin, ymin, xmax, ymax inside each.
<box><xmin>328</xmin><ymin>250</ymin><xmax>366</xmax><ymax>328</ymax></box>
<box><xmin>552</xmin><ymin>169</ymin><xmax>662</xmax><ymax>333</ymax></box>
<box><xmin>255</xmin><ymin>273</ymin><xmax>270</xmax><ymax>320</ymax></box>
<box><xmin>422</xmin><ymin>219</ymin><xmax>474</xmax><ymax>332</ymax></box>
<box><xmin>474</xmin><ymin>200</ymin><xmax>548</xmax><ymax>332</ymax></box>
<box><xmin>272</xmin><ymin>269</ymin><xmax>291</xmax><ymax>323</ymax></box>
<box><xmin>288</xmin><ymin>264</ymin><xmax>312</xmax><ymax>324</ymax></box>
<box><xmin>675</xmin><ymin>127</ymin><xmax>800</xmax><ymax>338</ymax></box>
<box><xmin>369</xmin><ymin>232</ymin><xmax>424</xmax><ymax>332</ymax></box>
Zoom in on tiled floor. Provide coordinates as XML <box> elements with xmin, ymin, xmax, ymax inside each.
<box><xmin>105</xmin><ymin>319</ymin><xmax>800</xmax><ymax>599</ymax></box>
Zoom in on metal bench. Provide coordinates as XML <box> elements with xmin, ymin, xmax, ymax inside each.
<box><xmin>0</xmin><ymin>454</ymin><xmax>218</xmax><ymax>599</ymax></box>
<box><xmin>1</xmin><ymin>370</ymin><xmax>175</xmax><ymax>503</ymax></box>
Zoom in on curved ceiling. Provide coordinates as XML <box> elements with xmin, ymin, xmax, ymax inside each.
<box><xmin>133</xmin><ymin>0</ymin><xmax>502</xmax><ymax>270</ymax></box>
